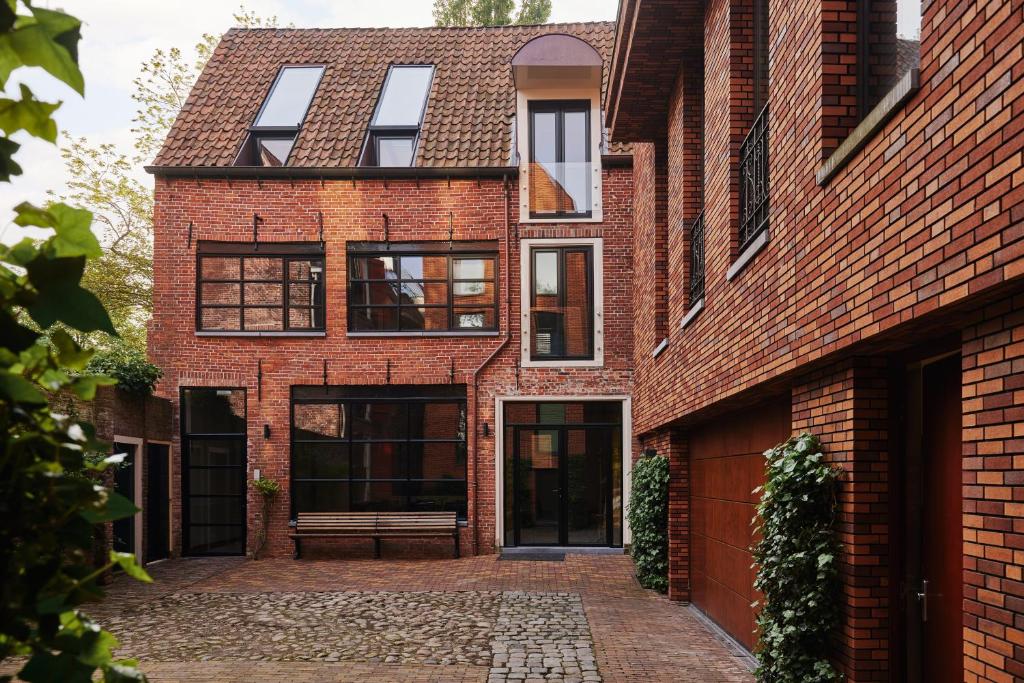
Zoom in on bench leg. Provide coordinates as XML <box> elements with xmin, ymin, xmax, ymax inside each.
<box><xmin>454</xmin><ymin>531</ymin><xmax>460</xmax><ymax>559</ymax></box>
<box><xmin>373</xmin><ymin>537</ymin><xmax>381</xmax><ymax>559</ymax></box>
<box><xmin>294</xmin><ymin>538</ymin><xmax>302</xmax><ymax>561</ymax></box>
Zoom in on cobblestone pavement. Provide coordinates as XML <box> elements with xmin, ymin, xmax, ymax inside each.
<box><xmin>5</xmin><ymin>555</ymin><xmax>754</xmax><ymax>682</ymax></box>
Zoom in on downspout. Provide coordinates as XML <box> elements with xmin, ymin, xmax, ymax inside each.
<box><xmin>471</xmin><ymin>174</ymin><xmax>512</xmax><ymax>555</ymax></box>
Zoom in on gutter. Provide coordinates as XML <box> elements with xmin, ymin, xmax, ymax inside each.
<box><xmin>470</xmin><ymin>173</ymin><xmax>513</xmax><ymax>556</ymax></box>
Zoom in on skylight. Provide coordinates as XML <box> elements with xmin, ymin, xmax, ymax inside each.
<box><xmin>235</xmin><ymin>65</ymin><xmax>325</xmax><ymax>167</ymax></box>
<box><xmin>360</xmin><ymin>65</ymin><xmax>434</xmax><ymax>167</ymax></box>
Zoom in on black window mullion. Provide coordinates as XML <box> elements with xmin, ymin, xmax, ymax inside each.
<box><xmin>239</xmin><ymin>256</ymin><xmax>247</xmax><ymax>331</ymax></box>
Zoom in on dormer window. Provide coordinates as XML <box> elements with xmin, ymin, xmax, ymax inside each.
<box><xmin>360</xmin><ymin>65</ymin><xmax>434</xmax><ymax>167</ymax></box>
<box><xmin>235</xmin><ymin>65</ymin><xmax>325</xmax><ymax>166</ymax></box>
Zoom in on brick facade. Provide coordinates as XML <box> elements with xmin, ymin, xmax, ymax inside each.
<box><xmin>610</xmin><ymin>0</ymin><xmax>1024</xmax><ymax>678</ymax></box>
<box><xmin>149</xmin><ymin>170</ymin><xmax>633</xmax><ymax>559</ymax></box>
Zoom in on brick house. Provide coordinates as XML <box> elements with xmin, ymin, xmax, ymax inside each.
<box><xmin>606</xmin><ymin>0</ymin><xmax>1023</xmax><ymax>681</ymax></box>
<box><xmin>146</xmin><ymin>23</ymin><xmax>635</xmax><ymax>561</ymax></box>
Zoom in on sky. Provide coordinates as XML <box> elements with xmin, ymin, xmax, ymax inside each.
<box><xmin>0</xmin><ymin>0</ymin><xmax>619</xmax><ymax>244</ymax></box>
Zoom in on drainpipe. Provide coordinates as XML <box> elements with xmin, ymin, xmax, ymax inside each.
<box><xmin>470</xmin><ymin>174</ymin><xmax>512</xmax><ymax>555</ymax></box>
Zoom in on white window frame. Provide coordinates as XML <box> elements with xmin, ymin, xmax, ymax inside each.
<box><xmin>520</xmin><ymin>237</ymin><xmax>604</xmax><ymax>368</ymax></box>
<box><xmin>516</xmin><ymin>88</ymin><xmax>604</xmax><ymax>223</ymax></box>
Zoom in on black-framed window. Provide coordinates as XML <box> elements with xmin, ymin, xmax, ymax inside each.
<box><xmin>196</xmin><ymin>241</ymin><xmax>325</xmax><ymax>333</ymax></box>
<box><xmin>857</xmin><ymin>0</ymin><xmax>922</xmax><ymax>120</ymax></box>
<box><xmin>528</xmin><ymin>100</ymin><xmax>592</xmax><ymax>218</ymax></box>
<box><xmin>181</xmin><ymin>387</ymin><xmax>247</xmax><ymax>556</ymax></box>
<box><xmin>689</xmin><ymin>209</ymin><xmax>705</xmax><ymax>304</ymax></box>
<box><xmin>290</xmin><ymin>385</ymin><xmax>467</xmax><ymax>520</ymax></box>
<box><xmin>235</xmin><ymin>65</ymin><xmax>325</xmax><ymax>167</ymax></box>
<box><xmin>360</xmin><ymin>65</ymin><xmax>434</xmax><ymax>167</ymax></box>
<box><xmin>529</xmin><ymin>245</ymin><xmax>594</xmax><ymax>360</ymax></box>
<box><xmin>347</xmin><ymin>242</ymin><xmax>498</xmax><ymax>333</ymax></box>
<box><xmin>738</xmin><ymin>0</ymin><xmax>770</xmax><ymax>253</ymax></box>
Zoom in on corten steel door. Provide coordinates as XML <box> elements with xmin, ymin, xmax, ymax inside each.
<box><xmin>905</xmin><ymin>354</ymin><xmax>963</xmax><ymax>682</ymax></box>
<box><xmin>145</xmin><ymin>443</ymin><xmax>171</xmax><ymax>563</ymax></box>
<box><xmin>112</xmin><ymin>442</ymin><xmax>137</xmax><ymax>554</ymax></box>
<box><xmin>504</xmin><ymin>402</ymin><xmax>623</xmax><ymax>547</ymax></box>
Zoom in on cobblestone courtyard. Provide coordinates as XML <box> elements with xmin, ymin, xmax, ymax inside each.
<box><xmin>62</xmin><ymin>555</ymin><xmax>755</xmax><ymax>682</ymax></box>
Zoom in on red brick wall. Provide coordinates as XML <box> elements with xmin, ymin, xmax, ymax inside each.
<box><xmin>150</xmin><ymin>169</ymin><xmax>633</xmax><ymax>558</ymax></box>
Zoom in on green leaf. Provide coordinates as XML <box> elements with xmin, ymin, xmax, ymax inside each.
<box><xmin>80</xmin><ymin>491</ymin><xmax>138</xmax><ymax>523</ymax></box>
<box><xmin>7</xmin><ymin>23</ymin><xmax>83</xmax><ymax>95</ymax></box>
<box><xmin>109</xmin><ymin>552</ymin><xmax>151</xmax><ymax>583</ymax></box>
<box><xmin>51</xmin><ymin>329</ymin><xmax>93</xmax><ymax>370</ymax></box>
<box><xmin>0</xmin><ymin>135</ymin><xmax>22</xmax><ymax>180</ymax></box>
<box><xmin>25</xmin><ymin>254</ymin><xmax>115</xmax><ymax>335</ymax></box>
<box><xmin>0</xmin><ymin>368</ymin><xmax>45</xmax><ymax>403</ymax></box>
<box><xmin>0</xmin><ymin>83</ymin><xmax>60</xmax><ymax>141</ymax></box>
<box><xmin>68</xmin><ymin>373</ymin><xmax>116</xmax><ymax>400</ymax></box>
<box><xmin>102</xmin><ymin>661</ymin><xmax>147</xmax><ymax>683</ymax></box>
<box><xmin>48</xmin><ymin>203</ymin><xmax>99</xmax><ymax>257</ymax></box>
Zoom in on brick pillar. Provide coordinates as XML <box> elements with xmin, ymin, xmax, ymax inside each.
<box><xmin>792</xmin><ymin>357</ymin><xmax>890</xmax><ymax>682</ymax></box>
<box><xmin>962</xmin><ymin>294</ymin><xmax>1024</xmax><ymax>682</ymax></box>
<box><xmin>667</xmin><ymin>430</ymin><xmax>690</xmax><ymax>602</ymax></box>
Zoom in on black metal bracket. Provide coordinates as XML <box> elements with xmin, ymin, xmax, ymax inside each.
<box><xmin>253</xmin><ymin>213</ymin><xmax>264</xmax><ymax>249</ymax></box>
<box><xmin>449</xmin><ymin>358</ymin><xmax>455</xmax><ymax>384</ymax></box>
<box><xmin>257</xmin><ymin>177</ymin><xmax>263</xmax><ymax>190</ymax></box>
<box><xmin>257</xmin><ymin>358</ymin><xmax>263</xmax><ymax>402</ymax></box>
<box><xmin>383</xmin><ymin>212</ymin><xmax>390</xmax><ymax>246</ymax></box>
<box><xmin>187</xmin><ymin>221</ymin><xmax>193</xmax><ymax>249</ymax></box>
<box><xmin>316</xmin><ymin>210</ymin><xmax>324</xmax><ymax>244</ymax></box>
<box><xmin>447</xmin><ymin>211</ymin><xmax>454</xmax><ymax>249</ymax></box>
<box><xmin>386</xmin><ymin>358</ymin><xmax>391</xmax><ymax>384</ymax></box>
<box><xmin>514</xmin><ymin>359</ymin><xmax>520</xmax><ymax>391</ymax></box>
<box><xmin>322</xmin><ymin>358</ymin><xmax>328</xmax><ymax>385</ymax></box>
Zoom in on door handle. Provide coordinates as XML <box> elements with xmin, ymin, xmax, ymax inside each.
<box><xmin>916</xmin><ymin>579</ymin><xmax>929</xmax><ymax>622</ymax></box>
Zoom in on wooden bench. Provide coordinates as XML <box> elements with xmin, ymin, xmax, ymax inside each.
<box><xmin>290</xmin><ymin>511</ymin><xmax>459</xmax><ymax>559</ymax></box>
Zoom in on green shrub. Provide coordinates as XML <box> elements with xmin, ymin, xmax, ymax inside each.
<box><xmin>627</xmin><ymin>453</ymin><xmax>669</xmax><ymax>592</ymax></box>
<box><xmin>86</xmin><ymin>344</ymin><xmax>162</xmax><ymax>395</ymax></box>
<box><xmin>752</xmin><ymin>432</ymin><xmax>842</xmax><ymax>683</ymax></box>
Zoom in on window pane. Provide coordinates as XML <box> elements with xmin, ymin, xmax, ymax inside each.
<box><xmin>350</xmin><ymin>402</ymin><xmax>408</xmax><ymax>439</ymax></box>
<box><xmin>187</xmin><ymin>438</ymin><xmax>245</xmax><ymax>466</ymax></box>
<box><xmin>351</xmin><ymin>442</ymin><xmax>407</xmax><ymax>479</ymax></box>
<box><xmin>293</xmin><ymin>481</ymin><xmax>350</xmax><ymax>513</ymax></box>
<box><xmin>372</xmin><ymin>66</ymin><xmax>433</xmax><ymax>127</ymax></box>
<box><xmin>350</xmin><ymin>482</ymin><xmax>406</xmax><ymax>512</ymax></box>
<box><xmin>289</xmin><ymin>307</ymin><xmax>320</xmax><ymax>329</ymax></box>
<box><xmin>533</xmin><ymin>251</ymin><xmax>558</xmax><ymax>296</ymax></box>
<box><xmin>243</xmin><ymin>307</ymin><xmax>283</xmax><ymax>331</ymax></box>
<box><xmin>292</xmin><ymin>443</ymin><xmax>349</xmax><ymax>479</ymax></box>
<box><xmin>289</xmin><ymin>259</ymin><xmax>323</xmax><ymax>281</ymax></box>
<box><xmin>201</xmin><ymin>283</ymin><xmax>240</xmax><ymax>305</ymax></box>
<box><xmin>563</xmin><ymin>110</ymin><xmax>590</xmax><ymax>213</ymax></box>
<box><xmin>400</xmin><ymin>255</ymin><xmax>447</xmax><ymax>280</ymax></box>
<box><xmin>407</xmin><ymin>442</ymin><xmax>465</xmax><ymax>480</ymax></box>
<box><xmin>454</xmin><ymin>309</ymin><xmax>494</xmax><ymax>329</ymax></box>
<box><xmin>531</xmin><ymin>110</ymin><xmax>557</xmax><ymax>164</ymax></box>
<box><xmin>453</xmin><ymin>281</ymin><xmax>493</xmax><ymax>306</ymax></box>
<box><xmin>190</xmin><ymin>497</ymin><xmax>244</xmax><ymax>526</ymax></box>
<box><xmin>200</xmin><ymin>307</ymin><xmax>241</xmax><ymax>331</ymax></box>
<box><xmin>377</xmin><ymin>137</ymin><xmax>414</xmax><ymax>166</ymax></box>
<box><xmin>863</xmin><ymin>0</ymin><xmax>921</xmax><ymax>115</ymax></box>
<box><xmin>400</xmin><ymin>306</ymin><xmax>448</xmax><ymax>331</ymax></box>
<box><xmin>244</xmin><ymin>282</ymin><xmax>283</xmax><ymax>306</ymax></box>
<box><xmin>201</xmin><ymin>257</ymin><xmax>240</xmax><ymax>280</ymax></box>
<box><xmin>400</xmin><ymin>282</ymin><xmax>447</xmax><ymax>306</ymax></box>
<box><xmin>189</xmin><ymin>468</ymin><xmax>245</xmax><ymax>496</ymax></box>
<box><xmin>563</xmin><ymin>250</ymin><xmax>592</xmax><ymax>357</ymax></box>
<box><xmin>255</xmin><ymin>66</ymin><xmax>324</xmax><ymax>127</ymax></box>
<box><xmin>244</xmin><ymin>258</ymin><xmax>283</xmax><ymax>281</ymax></box>
<box><xmin>293</xmin><ymin>403</ymin><xmax>345</xmax><ymax>440</ymax></box>
<box><xmin>408</xmin><ymin>402</ymin><xmax>466</xmax><ymax>440</ymax></box>
<box><xmin>350</xmin><ymin>307</ymin><xmax>398</xmax><ymax>331</ymax></box>
<box><xmin>453</xmin><ymin>258</ymin><xmax>493</xmax><ymax>280</ymax></box>
<box><xmin>351</xmin><ymin>256</ymin><xmax>397</xmax><ymax>280</ymax></box>
<box><xmin>257</xmin><ymin>136</ymin><xmax>295</xmax><ymax>166</ymax></box>
<box><xmin>183</xmin><ymin>389</ymin><xmax>245</xmax><ymax>434</ymax></box>
<box><xmin>188</xmin><ymin>525</ymin><xmax>243</xmax><ymax>555</ymax></box>
<box><xmin>350</xmin><ymin>282</ymin><xmax>400</xmax><ymax>307</ymax></box>
<box><xmin>407</xmin><ymin>481</ymin><xmax>466</xmax><ymax>517</ymax></box>
<box><xmin>288</xmin><ymin>283</ymin><xmax>317</xmax><ymax>307</ymax></box>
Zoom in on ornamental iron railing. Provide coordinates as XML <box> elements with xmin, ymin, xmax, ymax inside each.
<box><xmin>739</xmin><ymin>104</ymin><xmax>769</xmax><ymax>251</ymax></box>
<box><xmin>689</xmin><ymin>210</ymin><xmax>705</xmax><ymax>304</ymax></box>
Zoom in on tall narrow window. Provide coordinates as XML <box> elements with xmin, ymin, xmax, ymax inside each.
<box><xmin>528</xmin><ymin>101</ymin><xmax>591</xmax><ymax>218</ymax></box>
<box><xmin>858</xmin><ymin>0</ymin><xmax>921</xmax><ymax>119</ymax></box>
<box><xmin>529</xmin><ymin>246</ymin><xmax>593</xmax><ymax>360</ymax></box>
<box><xmin>235</xmin><ymin>65</ymin><xmax>324</xmax><ymax>167</ymax></box>
<box><xmin>361</xmin><ymin>65</ymin><xmax>434</xmax><ymax>167</ymax></box>
<box><xmin>738</xmin><ymin>0</ymin><xmax>770</xmax><ymax>252</ymax></box>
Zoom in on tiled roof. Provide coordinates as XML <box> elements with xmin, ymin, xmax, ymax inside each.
<box><xmin>153</xmin><ymin>22</ymin><xmax>621</xmax><ymax>169</ymax></box>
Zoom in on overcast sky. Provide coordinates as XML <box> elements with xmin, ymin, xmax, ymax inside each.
<box><xmin>0</xmin><ymin>0</ymin><xmax>619</xmax><ymax>243</ymax></box>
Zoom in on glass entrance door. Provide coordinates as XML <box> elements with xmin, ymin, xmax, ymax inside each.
<box><xmin>514</xmin><ymin>428</ymin><xmax>561</xmax><ymax>545</ymax></box>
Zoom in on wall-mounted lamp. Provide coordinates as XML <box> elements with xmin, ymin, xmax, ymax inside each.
<box><xmin>642</xmin><ymin>447</ymin><xmax>658</xmax><ymax>458</ymax></box>
<box><xmin>263</xmin><ymin>424</ymin><xmax>271</xmax><ymax>439</ymax></box>
<box><xmin>482</xmin><ymin>422</ymin><xmax>490</xmax><ymax>437</ymax></box>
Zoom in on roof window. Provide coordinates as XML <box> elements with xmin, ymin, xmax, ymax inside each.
<box><xmin>235</xmin><ymin>65</ymin><xmax>325</xmax><ymax>166</ymax></box>
<box><xmin>360</xmin><ymin>65</ymin><xmax>434</xmax><ymax>167</ymax></box>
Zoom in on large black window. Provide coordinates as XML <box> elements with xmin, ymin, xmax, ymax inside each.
<box><xmin>290</xmin><ymin>385</ymin><xmax>467</xmax><ymax>519</ymax></box>
<box><xmin>348</xmin><ymin>242</ymin><xmax>498</xmax><ymax>333</ymax></box>
<box><xmin>235</xmin><ymin>65</ymin><xmax>324</xmax><ymax>166</ymax></box>
<box><xmin>196</xmin><ymin>242</ymin><xmax>324</xmax><ymax>333</ymax></box>
<box><xmin>181</xmin><ymin>388</ymin><xmax>247</xmax><ymax>556</ymax></box>
<box><xmin>528</xmin><ymin>100</ymin><xmax>591</xmax><ymax>218</ymax></box>
<box><xmin>529</xmin><ymin>245</ymin><xmax>593</xmax><ymax>360</ymax></box>
<box><xmin>857</xmin><ymin>0</ymin><xmax>921</xmax><ymax>119</ymax></box>
<box><xmin>360</xmin><ymin>65</ymin><xmax>434</xmax><ymax>167</ymax></box>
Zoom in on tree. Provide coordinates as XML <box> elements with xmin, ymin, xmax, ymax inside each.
<box><xmin>0</xmin><ymin>2</ymin><xmax>151</xmax><ymax>681</ymax></box>
<box><xmin>433</xmin><ymin>0</ymin><xmax>552</xmax><ymax>26</ymax></box>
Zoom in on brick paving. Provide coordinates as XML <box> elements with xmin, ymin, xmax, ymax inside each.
<box><xmin>7</xmin><ymin>555</ymin><xmax>754</xmax><ymax>682</ymax></box>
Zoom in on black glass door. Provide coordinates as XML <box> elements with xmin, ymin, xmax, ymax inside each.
<box><xmin>145</xmin><ymin>443</ymin><xmax>170</xmax><ymax>562</ymax></box>
<box><xmin>112</xmin><ymin>442</ymin><xmax>137</xmax><ymax>554</ymax></box>
<box><xmin>182</xmin><ymin>388</ymin><xmax>247</xmax><ymax>556</ymax></box>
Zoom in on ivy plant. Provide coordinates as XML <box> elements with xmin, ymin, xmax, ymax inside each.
<box><xmin>627</xmin><ymin>453</ymin><xmax>669</xmax><ymax>592</ymax></box>
<box><xmin>0</xmin><ymin>2</ymin><xmax>152</xmax><ymax>681</ymax></box>
<box><xmin>251</xmin><ymin>478</ymin><xmax>280</xmax><ymax>560</ymax></box>
<box><xmin>752</xmin><ymin>433</ymin><xmax>842</xmax><ymax>683</ymax></box>
<box><xmin>85</xmin><ymin>344</ymin><xmax>162</xmax><ymax>395</ymax></box>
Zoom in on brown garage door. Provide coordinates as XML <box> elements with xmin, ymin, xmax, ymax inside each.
<box><xmin>689</xmin><ymin>399</ymin><xmax>790</xmax><ymax>651</ymax></box>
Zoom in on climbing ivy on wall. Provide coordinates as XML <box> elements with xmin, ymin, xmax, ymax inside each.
<box><xmin>627</xmin><ymin>453</ymin><xmax>669</xmax><ymax>593</ymax></box>
<box><xmin>752</xmin><ymin>432</ymin><xmax>842</xmax><ymax>683</ymax></box>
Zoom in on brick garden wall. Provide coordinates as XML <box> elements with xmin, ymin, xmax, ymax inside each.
<box><xmin>150</xmin><ymin>168</ymin><xmax>633</xmax><ymax>559</ymax></box>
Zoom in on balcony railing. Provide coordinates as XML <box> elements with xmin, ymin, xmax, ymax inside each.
<box><xmin>739</xmin><ymin>104</ymin><xmax>769</xmax><ymax>251</ymax></box>
<box><xmin>528</xmin><ymin>161</ymin><xmax>593</xmax><ymax>218</ymax></box>
<box><xmin>689</xmin><ymin>209</ymin><xmax>705</xmax><ymax>304</ymax></box>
